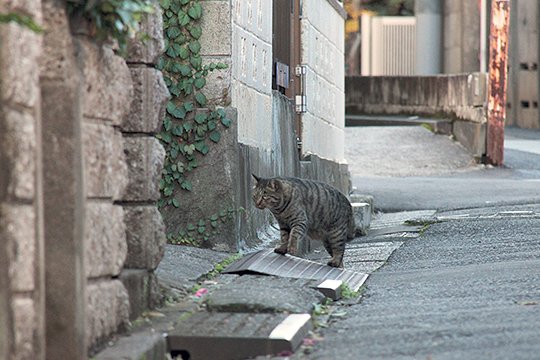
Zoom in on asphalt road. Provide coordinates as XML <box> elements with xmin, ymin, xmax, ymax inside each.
<box><xmin>347</xmin><ymin>126</ymin><xmax>540</xmax><ymax>212</ymax></box>
<box><xmin>300</xmin><ymin>126</ymin><xmax>540</xmax><ymax>360</ymax></box>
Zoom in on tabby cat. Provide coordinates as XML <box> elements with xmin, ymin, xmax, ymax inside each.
<box><xmin>252</xmin><ymin>174</ymin><xmax>361</xmax><ymax>268</ymax></box>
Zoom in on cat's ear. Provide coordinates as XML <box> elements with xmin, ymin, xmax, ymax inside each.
<box><xmin>268</xmin><ymin>178</ymin><xmax>282</xmax><ymax>191</ymax></box>
<box><xmin>252</xmin><ymin>173</ymin><xmax>261</xmax><ymax>183</ymax></box>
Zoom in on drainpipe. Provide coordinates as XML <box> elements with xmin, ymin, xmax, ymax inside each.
<box><xmin>415</xmin><ymin>0</ymin><xmax>442</xmax><ymax>75</ymax></box>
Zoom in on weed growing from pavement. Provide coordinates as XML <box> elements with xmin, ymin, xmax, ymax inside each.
<box><xmin>405</xmin><ymin>218</ymin><xmax>441</xmax><ymax>234</ymax></box>
<box><xmin>202</xmin><ymin>253</ymin><xmax>242</xmax><ymax>280</ymax></box>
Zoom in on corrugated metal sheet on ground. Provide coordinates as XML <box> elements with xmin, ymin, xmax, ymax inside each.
<box><xmin>223</xmin><ymin>249</ymin><xmax>368</xmax><ymax>292</ymax></box>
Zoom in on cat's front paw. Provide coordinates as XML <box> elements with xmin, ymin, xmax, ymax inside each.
<box><xmin>327</xmin><ymin>259</ymin><xmax>343</xmax><ymax>268</ymax></box>
<box><xmin>274</xmin><ymin>246</ymin><xmax>288</xmax><ymax>255</ymax></box>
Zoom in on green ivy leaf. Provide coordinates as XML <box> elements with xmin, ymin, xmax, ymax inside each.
<box><xmin>183</xmin><ymin>144</ymin><xmax>195</xmax><ymax>155</ymax></box>
<box><xmin>172</xmin><ymin>198</ymin><xmax>180</xmax><ymax>208</ymax></box>
<box><xmin>179</xmin><ymin>64</ymin><xmax>191</xmax><ymax>76</ymax></box>
<box><xmin>221</xmin><ymin>117</ymin><xmax>232</xmax><ymax>127</ymax></box>
<box><xmin>187</xmin><ymin>223</ymin><xmax>196</xmax><ymax>231</ymax></box>
<box><xmin>198</xmin><ymin>226</ymin><xmax>205</xmax><ymax>234</ymax></box>
<box><xmin>162</xmin><ymin>132</ymin><xmax>172</xmax><ymax>143</ymax></box>
<box><xmin>172</xmin><ymin>125</ymin><xmax>183</xmax><ymax>136</ymax></box>
<box><xmin>194</xmin><ymin>141</ymin><xmax>209</xmax><ymax>155</ymax></box>
<box><xmin>188</xmin><ymin>40</ymin><xmax>201</xmax><ymax>54</ymax></box>
<box><xmin>170</xmin><ymin>147</ymin><xmax>178</xmax><ymax>159</ymax></box>
<box><xmin>167</xmin><ymin>26</ymin><xmax>181</xmax><ymax>38</ymax></box>
<box><xmin>210</xmin><ymin>221</ymin><xmax>218</xmax><ymax>228</ymax></box>
<box><xmin>188</xmin><ymin>3</ymin><xmax>203</xmax><ymax>19</ymax></box>
<box><xmin>216</xmin><ymin>62</ymin><xmax>228</xmax><ymax>69</ymax></box>
<box><xmin>183</xmin><ymin>123</ymin><xmax>193</xmax><ymax>132</ymax></box>
<box><xmin>208</xmin><ymin>119</ymin><xmax>217</xmax><ymax>130</ymax></box>
<box><xmin>190</xmin><ymin>55</ymin><xmax>202</xmax><ymax>69</ymax></box>
<box><xmin>161</xmin><ymin>0</ymin><xmax>171</xmax><ymax>9</ymax></box>
<box><xmin>181</xmin><ymin>180</ymin><xmax>193</xmax><ymax>191</ymax></box>
<box><xmin>178</xmin><ymin>11</ymin><xmax>190</xmax><ymax>26</ymax></box>
<box><xmin>193</xmin><ymin>77</ymin><xmax>206</xmax><ymax>89</ymax></box>
<box><xmin>170</xmin><ymin>84</ymin><xmax>181</xmax><ymax>96</ymax></box>
<box><xmin>180</xmin><ymin>0</ymin><xmax>190</xmax><ymax>5</ymax></box>
<box><xmin>209</xmin><ymin>131</ymin><xmax>221</xmax><ymax>143</ymax></box>
<box><xmin>189</xmin><ymin>25</ymin><xmax>202</xmax><ymax>39</ymax></box>
<box><xmin>163</xmin><ymin>186</ymin><xmax>173</xmax><ymax>196</ymax></box>
<box><xmin>166</xmin><ymin>44</ymin><xmax>177</xmax><ymax>57</ymax></box>
<box><xmin>178</xmin><ymin>46</ymin><xmax>189</xmax><ymax>59</ymax></box>
<box><xmin>195</xmin><ymin>92</ymin><xmax>207</xmax><ymax>106</ymax></box>
<box><xmin>184</xmin><ymin>101</ymin><xmax>194</xmax><ymax>112</ymax></box>
<box><xmin>194</xmin><ymin>113</ymin><xmax>207</xmax><ymax>124</ymax></box>
<box><xmin>156</xmin><ymin>57</ymin><xmax>165</xmax><ymax>70</ymax></box>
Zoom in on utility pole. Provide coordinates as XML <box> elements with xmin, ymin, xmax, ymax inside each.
<box><xmin>486</xmin><ymin>0</ymin><xmax>511</xmax><ymax>165</ymax></box>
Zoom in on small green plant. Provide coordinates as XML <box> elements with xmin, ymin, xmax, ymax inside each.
<box><xmin>67</xmin><ymin>0</ymin><xmax>154</xmax><ymax>55</ymax></box>
<box><xmin>202</xmin><ymin>253</ymin><xmax>242</xmax><ymax>280</ymax></box>
<box><xmin>0</xmin><ymin>12</ymin><xmax>43</xmax><ymax>32</ymax></box>
<box><xmin>421</xmin><ymin>123</ymin><xmax>434</xmax><ymax>132</ymax></box>
<box><xmin>167</xmin><ymin>207</ymin><xmax>241</xmax><ymax>247</ymax></box>
<box><xmin>340</xmin><ymin>283</ymin><xmax>363</xmax><ymax>299</ymax></box>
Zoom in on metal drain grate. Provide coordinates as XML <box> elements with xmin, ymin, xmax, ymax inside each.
<box><xmin>223</xmin><ymin>249</ymin><xmax>368</xmax><ymax>292</ymax></box>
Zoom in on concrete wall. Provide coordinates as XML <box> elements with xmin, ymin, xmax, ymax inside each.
<box><xmin>0</xmin><ymin>1</ymin><xmax>168</xmax><ymax>358</ymax></box>
<box><xmin>231</xmin><ymin>0</ymin><xmax>273</xmax><ymax>149</ymax></box>
<box><xmin>300</xmin><ymin>0</ymin><xmax>347</xmax><ymax>163</ymax></box>
<box><xmin>442</xmin><ymin>0</ymin><xmax>481</xmax><ymax>73</ymax></box>
<box><xmin>346</xmin><ymin>74</ymin><xmax>488</xmax><ymax>157</ymax></box>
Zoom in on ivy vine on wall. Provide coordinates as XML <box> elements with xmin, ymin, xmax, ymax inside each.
<box><xmin>157</xmin><ymin>0</ymin><xmax>234</xmax><ymax>246</ymax></box>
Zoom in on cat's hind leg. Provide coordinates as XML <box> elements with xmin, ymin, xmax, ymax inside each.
<box><xmin>326</xmin><ymin>229</ymin><xmax>348</xmax><ymax>268</ymax></box>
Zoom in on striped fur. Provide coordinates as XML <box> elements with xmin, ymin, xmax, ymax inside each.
<box><xmin>252</xmin><ymin>174</ymin><xmax>358</xmax><ymax>267</ymax></box>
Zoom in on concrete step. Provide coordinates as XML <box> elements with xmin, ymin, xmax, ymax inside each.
<box><xmin>167</xmin><ymin>312</ymin><xmax>312</xmax><ymax>360</ymax></box>
<box><xmin>346</xmin><ymin>114</ymin><xmax>453</xmax><ymax>134</ymax></box>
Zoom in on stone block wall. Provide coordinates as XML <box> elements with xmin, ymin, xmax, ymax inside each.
<box><xmin>0</xmin><ymin>1</ymin><xmax>168</xmax><ymax>358</ymax></box>
<box><xmin>122</xmin><ymin>2</ymin><xmax>169</xmax><ymax>322</ymax></box>
<box><xmin>76</xmin><ymin>37</ymin><xmax>132</xmax><ymax>350</ymax></box>
<box><xmin>0</xmin><ymin>0</ymin><xmax>45</xmax><ymax>359</ymax></box>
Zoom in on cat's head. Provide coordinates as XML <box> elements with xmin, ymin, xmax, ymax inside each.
<box><xmin>252</xmin><ymin>174</ymin><xmax>285</xmax><ymax>210</ymax></box>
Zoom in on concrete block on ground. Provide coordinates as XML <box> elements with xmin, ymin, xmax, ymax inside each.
<box><xmin>453</xmin><ymin>120</ymin><xmax>486</xmax><ymax>159</ymax></box>
<box><xmin>350</xmin><ymin>194</ymin><xmax>374</xmax><ymax>213</ymax></box>
<box><xmin>94</xmin><ymin>330</ymin><xmax>166</xmax><ymax>360</ymax></box>
<box><xmin>127</xmin><ymin>3</ymin><xmax>165</xmax><ymax>64</ymax></box>
<box><xmin>86</xmin><ymin>280</ymin><xmax>130</xmax><ymax>351</ymax></box>
<box><xmin>82</xmin><ymin>122</ymin><xmax>128</xmax><ymax>200</ymax></box>
<box><xmin>124</xmin><ymin>67</ymin><xmax>169</xmax><ymax>133</ymax></box>
<box><xmin>122</xmin><ymin>136</ymin><xmax>165</xmax><ymax>202</ymax></box>
<box><xmin>0</xmin><ymin>204</ymin><xmax>35</xmax><ymax>292</ymax></box>
<box><xmin>124</xmin><ymin>205</ymin><xmax>166</xmax><ymax>270</ymax></box>
<box><xmin>85</xmin><ymin>202</ymin><xmax>127</xmax><ymax>278</ymax></box>
<box><xmin>75</xmin><ymin>38</ymin><xmax>133</xmax><ymax>126</ymax></box>
<box><xmin>205</xmin><ymin>275</ymin><xmax>324</xmax><ymax>313</ymax></box>
<box><xmin>120</xmin><ymin>269</ymin><xmax>162</xmax><ymax>321</ymax></box>
<box><xmin>352</xmin><ymin>202</ymin><xmax>371</xmax><ymax>235</ymax></box>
